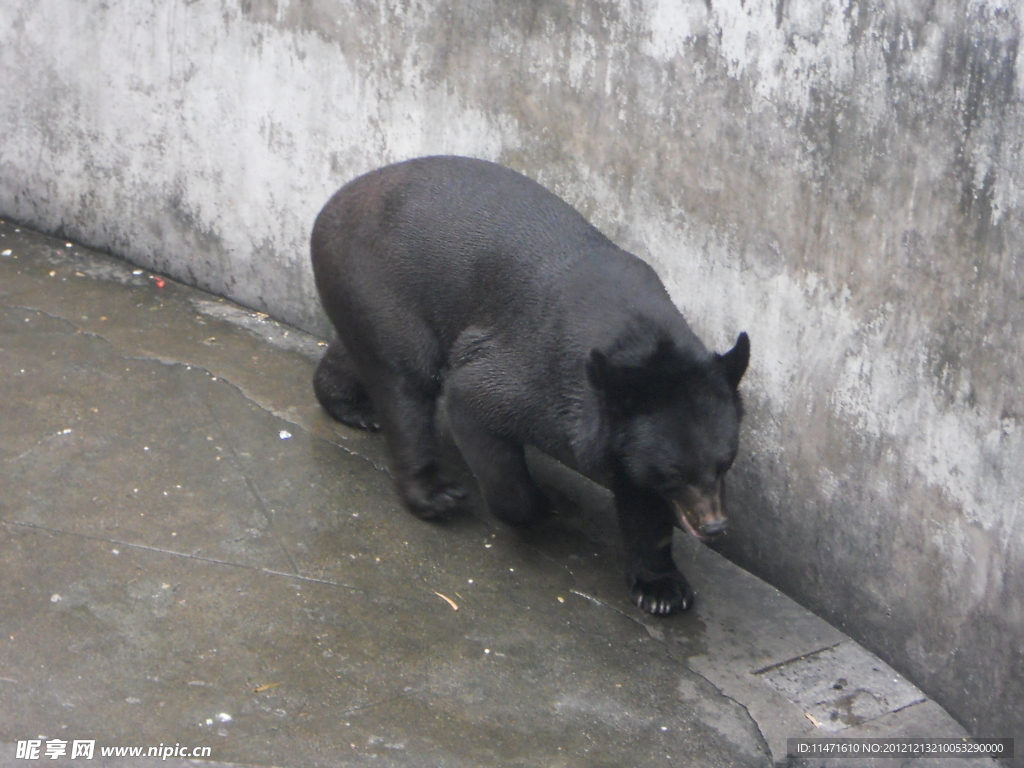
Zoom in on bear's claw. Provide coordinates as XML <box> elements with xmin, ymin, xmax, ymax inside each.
<box><xmin>630</xmin><ymin>571</ymin><xmax>694</xmax><ymax>616</ymax></box>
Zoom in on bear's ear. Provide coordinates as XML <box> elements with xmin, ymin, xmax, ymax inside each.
<box><xmin>587</xmin><ymin>348</ymin><xmax>639</xmax><ymax>405</ymax></box>
<box><xmin>588</xmin><ymin>341</ymin><xmax>674</xmax><ymax>409</ymax></box>
<box><xmin>717</xmin><ymin>332</ymin><xmax>750</xmax><ymax>390</ymax></box>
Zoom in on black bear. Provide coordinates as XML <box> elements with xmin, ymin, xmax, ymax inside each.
<box><xmin>311</xmin><ymin>156</ymin><xmax>748</xmax><ymax>616</ymax></box>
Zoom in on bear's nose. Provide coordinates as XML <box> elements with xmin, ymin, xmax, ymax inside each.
<box><xmin>700</xmin><ymin>518</ymin><xmax>728</xmax><ymax>537</ymax></box>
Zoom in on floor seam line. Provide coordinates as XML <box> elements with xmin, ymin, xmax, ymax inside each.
<box><xmin>1</xmin><ymin>518</ymin><xmax>366</xmax><ymax>592</ymax></box>
<box><xmin>750</xmin><ymin>641</ymin><xmax>848</xmax><ymax>676</ymax></box>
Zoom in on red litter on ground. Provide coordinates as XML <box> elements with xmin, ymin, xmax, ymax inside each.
<box><xmin>155</xmin><ymin>278</ymin><xmax>166</xmax><ymax>288</ymax></box>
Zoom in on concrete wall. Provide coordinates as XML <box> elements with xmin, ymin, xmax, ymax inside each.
<box><xmin>2</xmin><ymin>0</ymin><xmax>1021</xmax><ymax>743</ymax></box>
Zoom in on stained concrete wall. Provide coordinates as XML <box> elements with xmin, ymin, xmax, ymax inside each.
<box><xmin>1</xmin><ymin>0</ymin><xmax>1021</xmax><ymax>744</ymax></box>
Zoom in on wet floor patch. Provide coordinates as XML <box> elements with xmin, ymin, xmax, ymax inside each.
<box><xmin>756</xmin><ymin>642</ymin><xmax>926</xmax><ymax>732</ymax></box>
<box><xmin>1</xmin><ymin>222</ymin><xmax>773</xmax><ymax>767</ymax></box>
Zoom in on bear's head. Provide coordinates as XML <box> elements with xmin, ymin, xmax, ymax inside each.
<box><xmin>587</xmin><ymin>329</ymin><xmax>750</xmax><ymax>539</ymax></box>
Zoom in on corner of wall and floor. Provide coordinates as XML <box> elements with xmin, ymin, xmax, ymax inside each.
<box><xmin>1</xmin><ymin>0</ymin><xmax>1020</xmax><ymax>748</ymax></box>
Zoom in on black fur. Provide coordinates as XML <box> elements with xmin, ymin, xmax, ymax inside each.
<box><xmin>311</xmin><ymin>156</ymin><xmax>749</xmax><ymax>615</ymax></box>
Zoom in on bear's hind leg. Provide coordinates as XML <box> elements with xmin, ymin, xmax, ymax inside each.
<box><xmin>373</xmin><ymin>377</ymin><xmax>466</xmax><ymax>521</ymax></box>
<box><xmin>313</xmin><ymin>339</ymin><xmax>380</xmax><ymax>431</ymax></box>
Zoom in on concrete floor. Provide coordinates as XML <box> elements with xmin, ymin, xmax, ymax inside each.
<box><xmin>0</xmin><ymin>221</ymin><xmax>998</xmax><ymax>767</ymax></box>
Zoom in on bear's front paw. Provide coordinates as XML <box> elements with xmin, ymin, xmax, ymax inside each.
<box><xmin>629</xmin><ymin>571</ymin><xmax>694</xmax><ymax>616</ymax></box>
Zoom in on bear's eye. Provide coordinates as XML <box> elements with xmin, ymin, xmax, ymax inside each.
<box><xmin>669</xmin><ymin>468</ymin><xmax>698</xmax><ymax>489</ymax></box>
<box><xmin>650</xmin><ymin>467</ymin><xmax>682</xmax><ymax>488</ymax></box>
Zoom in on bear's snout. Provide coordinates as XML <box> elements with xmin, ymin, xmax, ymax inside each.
<box><xmin>672</xmin><ymin>481</ymin><xmax>728</xmax><ymax>540</ymax></box>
